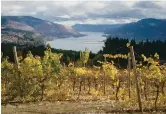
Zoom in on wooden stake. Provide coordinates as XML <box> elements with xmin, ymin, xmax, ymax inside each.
<box><xmin>13</xmin><ymin>46</ymin><xmax>22</xmax><ymax>98</ymax></box>
<box><xmin>130</xmin><ymin>46</ymin><xmax>143</xmax><ymax>112</ymax></box>
<box><xmin>103</xmin><ymin>56</ymin><xmax>106</xmax><ymax>94</ymax></box>
<box><xmin>5</xmin><ymin>72</ymin><xmax>8</xmax><ymax>105</ymax></box>
<box><xmin>13</xmin><ymin>46</ymin><xmax>19</xmax><ymax>70</ymax></box>
<box><xmin>127</xmin><ymin>53</ymin><xmax>131</xmax><ymax>98</ymax></box>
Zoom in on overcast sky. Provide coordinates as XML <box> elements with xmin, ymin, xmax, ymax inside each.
<box><xmin>2</xmin><ymin>1</ymin><xmax>166</xmax><ymax>26</ymax></box>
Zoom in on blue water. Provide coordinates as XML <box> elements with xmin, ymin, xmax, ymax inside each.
<box><xmin>46</xmin><ymin>32</ymin><xmax>106</xmax><ymax>53</ymax></box>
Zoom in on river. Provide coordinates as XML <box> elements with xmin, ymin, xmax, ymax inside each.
<box><xmin>46</xmin><ymin>32</ymin><xmax>107</xmax><ymax>53</ymax></box>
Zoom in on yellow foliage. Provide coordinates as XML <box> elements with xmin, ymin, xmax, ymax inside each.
<box><xmin>91</xmin><ymin>89</ymin><xmax>103</xmax><ymax>95</ymax></box>
<box><xmin>102</xmin><ymin>63</ymin><xmax>118</xmax><ymax>80</ymax></box>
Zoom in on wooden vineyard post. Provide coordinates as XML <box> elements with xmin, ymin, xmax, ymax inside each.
<box><xmin>13</xmin><ymin>46</ymin><xmax>22</xmax><ymax>98</ymax></box>
<box><xmin>130</xmin><ymin>46</ymin><xmax>143</xmax><ymax>112</ymax></box>
<box><xmin>103</xmin><ymin>56</ymin><xmax>106</xmax><ymax>95</ymax></box>
<box><xmin>13</xmin><ymin>46</ymin><xmax>19</xmax><ymax>70</ymax></box>
<box><xmin>127</xmin><ymin>53</ymin><xmax>131</xmax><ymax>98</ymax></box>
<box><xmin>5</xmin><ymin>72</ymin><xmax>8</xmax><ymax>105</ymax></box>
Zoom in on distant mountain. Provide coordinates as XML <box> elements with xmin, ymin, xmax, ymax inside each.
<box><xmin>105</xmin><ymin>18</ymin><xmax>166</xmax><ymax>40</ymax></box>
<box><xmin>73</xmin><ymin>18</ymin><xmax>166</xmax><ymax>40</ymax></box>
<box><xmin>1</xmin><ymin>16</ymin><xmax>84</xmax><ymax>42</ymax></box>
<box><xmin>72</xmin><ymin>24</ymin><xmax>123</xmax><ymax>32</ymax></box>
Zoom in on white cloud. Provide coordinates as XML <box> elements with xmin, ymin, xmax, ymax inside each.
<box><xmin>1</xmin><ymin>1</ymin><xmax>166</xmax><ymax>25</ymax></box>
<box><xmin>57</xmin><ymin>15</ymin><xmax>71</xmax><ymax>19</ymax></box>
<box><xmin>12</xmin><ymin>5</ymin><xmax>24</xmax><ymax>10</ymax></box>
<box><xmin>36</xmin><ymin>6</ymin><xmax>47</xmax><ymax>12</ymax></box>
<box><xmin>56</xmin><ymin>18</ymin><xmax>139</xmax><ymax>26</ymax></box>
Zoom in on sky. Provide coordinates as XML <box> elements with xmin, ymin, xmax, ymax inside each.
<box><xmin>1</xmin><ymin>1</ymin><xmax>166</xmax><ymax>26</ymax></box>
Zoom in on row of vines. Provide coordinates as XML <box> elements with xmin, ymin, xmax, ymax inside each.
<box><xmin>1</xmin><ymin>44</ymin><xmax>166</xmax><ymax>111</ymax></box>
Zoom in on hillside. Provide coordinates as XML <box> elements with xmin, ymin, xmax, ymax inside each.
<box><xmin>1</xmin><ymin>27</ymin><xmax>44</xmax><ymax>46</ymax></box>
<box><xmin>72</xmin><ymin>24</ymin><xmax>123</xmax><ymax>32</ymax></box>
<box><xmin>105</xmin><ymin>18</ymin><xmax>166</xmax><ymax>40</ymax></box>
<box><xmin>1</xmin><ymin>16</ymin><xmax>85</xmax><ymax>40</ymax></box>
<box><xmin>72</xmin><ymin>18</ymin><xmax>166</xmax><ymax>40</ymax></box>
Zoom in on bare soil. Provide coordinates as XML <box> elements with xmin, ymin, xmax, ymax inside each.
<box><xmin>2</xmin><ymin>100</ymin><xmax>166</xmax><ymax>114</ymax></box>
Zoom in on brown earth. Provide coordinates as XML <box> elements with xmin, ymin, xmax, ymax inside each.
<box><xmin>2</xmin><ymin>100</ymin><xmax>165</xmax><ymax>114</ymax></box>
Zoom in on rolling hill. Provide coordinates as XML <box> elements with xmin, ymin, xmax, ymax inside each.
<box><xmin>1</xmin><ymin>16</ymin><xmax>85</xmax><ymax>43</ymax></box>
<box><xmin>105</xmin><ymin>18</ymin><xmax>166</xmax><ymax>40</ymax></box>
<box><xmin>72</xmin><ymin>24</ymin><xmax>123</xmax><ymax>32</ymax></box>
<box><xmin>1</xmin><ymin>27</ymin><xmax>44</xmax><ymax>46</ymax></box>
<box><xmin>73</xmin><ymin>18</ymin><xmax>166</xmax><ymax>40</ymax></box>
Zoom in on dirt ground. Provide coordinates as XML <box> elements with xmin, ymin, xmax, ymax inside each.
<box><xmin>2</xmin><ymin>100</ymin><xmax>166</xmax><ymax>114</ymax></box>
